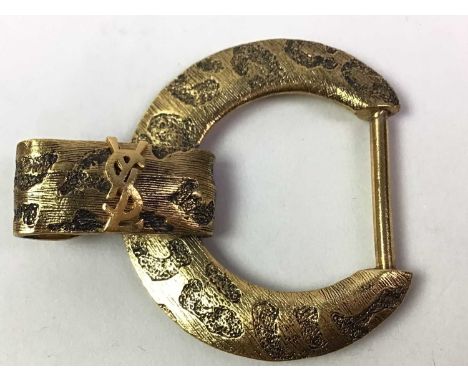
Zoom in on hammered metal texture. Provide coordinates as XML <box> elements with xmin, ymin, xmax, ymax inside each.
<box><xmin>14</xmin><ymin>139</ymin><xmax>215</xmax><ymax>238</ymax></box>
<box><xmin>123</xmin><ymin>39</ymin><xmax>411</xmax><ymax>360</ymax></box>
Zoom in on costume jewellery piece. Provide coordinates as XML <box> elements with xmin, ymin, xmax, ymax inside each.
<box><xmin>13</xmin><ymin>39</ymin><xmax>411</xmax><ymax>361</ymax></box>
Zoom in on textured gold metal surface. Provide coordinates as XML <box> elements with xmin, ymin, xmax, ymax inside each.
<box><xmin>124</xmin><ymin>39</ymin><xmax>412</xmax><ymax>360</ymax></box>
<box><xmin>13</xmin><ymin>38</ymin><xmax>412</xmax><ymax>361</ymax></box>
<box><xmin>14</xmin><ymin>138</ymin><xmax>215</xmax><ymax>238</ymax></box>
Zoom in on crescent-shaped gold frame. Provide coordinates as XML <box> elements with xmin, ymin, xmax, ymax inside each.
<box><xmin>123</xmin><ymin>39</ymin><xmax>412</xmax><ymax>361</ymax></box>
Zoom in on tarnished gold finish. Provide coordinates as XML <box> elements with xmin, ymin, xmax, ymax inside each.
<box><xmin>14</xmin><ymin>138</ymin><xmax>215</xmax><ymax>238</ymax></box>
<box><xmin>123</xmin><ymin>39</ymin><xmax>411</xmax><ymax>360</ymax></box>
<box><xmin>102</xmin><ymin>137</ymin><xmax>148</xmax><ymax>232</ymax></box>
<box><xmin>14</xmin><ymin>39</ymin><xmax>412</xmax><ymax>361</ymax></box>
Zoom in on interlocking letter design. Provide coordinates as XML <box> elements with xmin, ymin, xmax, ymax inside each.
<box><xmin>102</xmin><ymin>137</ymin><xmax>148</xmax><ymax>231</ymax></box>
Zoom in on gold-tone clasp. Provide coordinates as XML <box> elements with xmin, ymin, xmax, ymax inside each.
<box><xmin>123</xmin><ymin>39</ymin><xmax>412</xmax><ymax>360</ymax></box>
<box><xmin>14</xmin><ymin>38</ymin><xmax>412</xmax><ymax>361</ymax></box>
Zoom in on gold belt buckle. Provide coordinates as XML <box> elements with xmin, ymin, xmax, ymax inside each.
<box><xmin>13</xmin><ymin>39</ymin><xmax>411</xmax><ymax>361</ymax></box>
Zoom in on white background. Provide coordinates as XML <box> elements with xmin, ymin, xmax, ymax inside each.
<box><xmin>0</xmin><ymin>16</ymin><xmax>467</xmax><ymax>365</ymax></box>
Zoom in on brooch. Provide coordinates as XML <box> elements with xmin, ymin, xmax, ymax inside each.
<box><xmin>13</xmin><ymin>39</ymin><xmax>411</xmax><ymax>361</ymax></box>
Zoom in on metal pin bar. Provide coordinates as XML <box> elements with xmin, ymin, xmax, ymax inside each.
<box><xmin>370</xmin><ymin>110</ymin><xmax>394</xmax><ymax>269</ymax></box>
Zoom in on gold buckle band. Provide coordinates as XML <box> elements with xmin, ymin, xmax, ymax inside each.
<box><xmin>12</xmin><ymin>39</ymin><xmax>412</xmax><ymax>361</ymax></box>
<box><xmin>14</xmin><ymin>137</ymin><xmax>215</xmax><ymax>239</ymax></box>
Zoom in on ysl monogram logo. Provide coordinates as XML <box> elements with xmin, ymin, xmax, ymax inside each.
<box><xmin>102</xmin><ymin>137</ymin><xmax>148</xmax><ymax>232</ymax></box>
